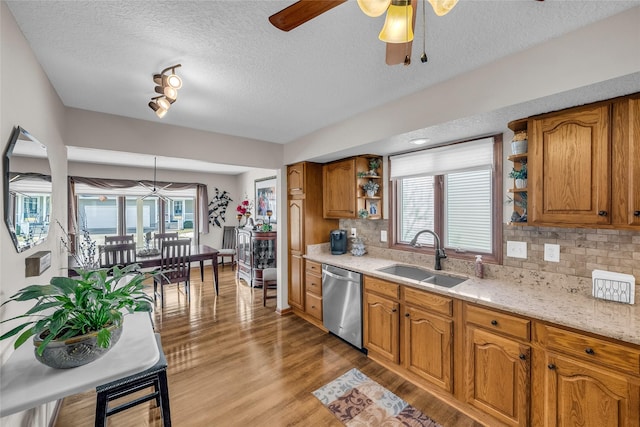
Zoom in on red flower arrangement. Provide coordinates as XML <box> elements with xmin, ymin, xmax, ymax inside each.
<box><xmin>236</xmin><ymin>197</ymin><xmax>253</xmax><ymax>216</ymax></box>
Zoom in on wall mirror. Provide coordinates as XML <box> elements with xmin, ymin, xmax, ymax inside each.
<box><xmin>3</xmin><ymin>126</ymin><xmax>52</xmax><ymax>253</ymax></box>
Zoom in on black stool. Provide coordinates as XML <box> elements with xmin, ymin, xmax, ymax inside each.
<box><xmin>95</xmin><ymin>333</ymin><xmax>171</xmax><ymax>426</ymax></box>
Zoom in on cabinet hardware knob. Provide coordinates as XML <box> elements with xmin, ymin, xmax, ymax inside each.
<box><xmin>598</xmin><ymin>210</ymin><xmax>608</xmax><ymax>216</ymax></box>
<box><xmin>490</xmin><ymin>320</ymin><xmax>498</xmax><ymax>326</ymax></box>
<box><xmin>585</xmin><ymin>348</ymin><xmax>595</xmax><ymax>355</ymax></box>
<box><xmin>634</xmin><ymin>211</ymin><xmax>640</xmax><ymax>217</ymax></box>
<box><xmin>392</xmin><ymin>308</ymin><xmax>397</xmax><ymax>312</ymax></box>
<box><xmin>405</xmin><ymin>313</ymin><xmax>410</xmax><ymax>317</ymax></box>
<box><xmin>519</xmin><ymin>354</ymin><xmax>526</xmax><ymax>360</ymax></box>
<box><xmin>548</xmin><ymin>364</ymin><xmax>556</xmax><ymax>370</ymax></box>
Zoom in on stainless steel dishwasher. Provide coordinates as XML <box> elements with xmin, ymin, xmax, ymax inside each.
<box><xmin>322</xmin><ymin>264</ymin><xmax>363</xmax><ymax>350</ymax></box>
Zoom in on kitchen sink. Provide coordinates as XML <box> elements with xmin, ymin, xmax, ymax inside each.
<box><xmin>376</xmin><ymin>265</ymin><xmax>466</xmax><ymax>288</ymax></box>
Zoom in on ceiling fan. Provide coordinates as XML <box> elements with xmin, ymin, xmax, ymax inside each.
<box><xmin>139</xmin><ymin>157</ymin><xmax>172</xmax><ymax>202</ymax></box>
<box><xmin>269</xmin><ymin>0</ymin><xmax>544</xmax><ymax>66</ymax></box>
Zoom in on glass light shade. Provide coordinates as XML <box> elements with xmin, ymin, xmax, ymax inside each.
<box><xmin>357</xmin><ymin>0</ymin><xmax>391</xmax><ymax>17</ymax></box>
<box><xmin>379</xmin><ymin>3</ymin><xmax>414</xmax><ymax>43</ymax></box>
<box><xmin>428</xmin><ymin>0</ymin><xmax>458</xmax><ymax>16</ymax></box>
<box><xmin>156</xmin><ymin>97</ymin><xmax>171</xmax><ymax>110</ymax></box>
<box><xmin>155</xmin><ymin>107</ymin><xmax>167</xmax><ymax>118</ymax></box>
<box><xmin>166</xmin><ymin>73</ymin><xmax>182</xmax><ymax>89</ymax></box>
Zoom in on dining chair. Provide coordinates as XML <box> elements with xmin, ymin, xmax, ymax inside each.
<box><xmin>95</xmin><ymin>333</ymin><xmax>171</xmax><ymax>427</ymax></box>
<box><xmin>154</xmin><ymin>239</ymin><xmax>191</xmax><ymax>307</ymax></box>
<box><xmin>99</xmin><ymin>242</ymin><xmax>137</xmax><ymax>268</ymax></box>
<box><xmin>217</xmin><ymin>226</ymin><xmax>236</xmax><ymax>270</ymax></box>
<box><xmin>154</xmin><ymin>232</ymin><xmax>179</xmax><ymax>252</ymax></box>
<box><xmin>104</xmin><ymin>234</ymin><xmax>134</xmax><ymax>245</ymax></box>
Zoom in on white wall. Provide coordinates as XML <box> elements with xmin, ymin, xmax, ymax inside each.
<box><xmin>283</xmin><ymin>7</ymin><xmax>640</xmax><ymax>163</ymax></box>
<box><xmin>1</xmin><ymin>2</ymin><xmax>67</xmax><ymax>425</ymax></box>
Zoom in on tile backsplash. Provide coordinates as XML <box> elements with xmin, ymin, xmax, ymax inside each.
<box><xmin>339</xmin><ymin>219</ymin><xmax>640</xmax><ymax>284</ymax></box>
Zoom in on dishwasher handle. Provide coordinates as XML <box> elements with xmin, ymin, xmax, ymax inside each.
<box><xmin>323</xmin><ymin>269</ymin><xmax>358</xmax><ymax>282</ymax></box>
<box><xmin>322</xmin><ymin>264</ymin><xmax>362</xmax><ymax>284</ymax></box>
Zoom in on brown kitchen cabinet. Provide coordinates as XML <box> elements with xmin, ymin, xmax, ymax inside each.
<box><xmin>323</xmin><ymin>155</ymin><xmax>383</xmax><ymax>219</ymax></box>
<box><xmin>363</xmin><ymin>276</ymin><xmax>400</xmax><ymax>364</ymax></box>
<box><xmin>533</xmin><ymin>323</ymin><xmax>640</xmax><ymax>427</ymax></box>
<box><xmin>529</xmin><ymin>104</ymin><xmax>611</xmax><ymax>226</ymax></box>
<box><xmin>464</xmin><ymin>304</ymin><xmax>531</xmax><ymax>427</ymax></box>
<box><xmin>403</xmin><ymin>287</ymin><xmax>454</xmax><ymax>393</ymax></box>
<box><xmin>526</xmin><ymin>93</ymin><xmax>640</xmax><ymax>229</ymax></box>
<box><xmin>286</xmin><ymin>162</ymin><xmax>337</xmax><ymax>318</ymax></box>
<box><xmin>304</xmin><ymin>260</ymin><xmax>323</xmax><ymax>324</ymax></box>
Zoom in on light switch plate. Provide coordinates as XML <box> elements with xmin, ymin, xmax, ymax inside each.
<box><xmin>380</xmin><ymin>230</ymin><xmax>387</xmax><ymax>242</ymax></box>
<box><xmin>544</xmin><ymin>243</ymin><xmax>560</xmax><ymax>262</ymax></box>
<box><xmin>506</xmin><ymin>241</ymin><xmax>527</xmax><ymax>259</ymax></box>
<box><xmin>350</xmin><ymin>228</ymin><xmax>357</xmax><ymax>238</ymax></box>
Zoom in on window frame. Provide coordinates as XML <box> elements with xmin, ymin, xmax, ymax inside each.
<box><xmin>389</xmin><ymin>134</ymin><xmax>503</xmax><ymax>264</ymax></box>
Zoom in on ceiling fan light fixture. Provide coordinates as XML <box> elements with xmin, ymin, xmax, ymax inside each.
<box><xmin>427</xmin><ymin>0</ymin><xmax>458</xmax><ymax>16</ymax></box>
<box><xmin>379</xmin><ymin>0</ymin><xmax>414</xmax><ymax>43</ymax></box>
<box><xmin>357</xmin><ymin>0</ymin><xmax>391</xmax><ymax>17</ymax></box>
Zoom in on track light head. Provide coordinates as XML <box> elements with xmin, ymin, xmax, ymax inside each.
<box><xmin>148</xmin><ymin>100</ymin><xmax>168</xmax><ymax>118</ymax></box>
<box><xmin>149</xmin><ymin>64</ymin><xmax>182</xmax><ymax>118</ymax></box>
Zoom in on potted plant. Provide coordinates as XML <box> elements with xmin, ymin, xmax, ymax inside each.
<box><xmin>362</xmin><ymin>180</ymin><xmax>380</xmax><ymax>197</ymax></box>
<box><xmin>368</xmin><ymin>158</ymin><xmax>381</xmax><ymax>175</ymax></box>
<box><xmin>358</xmin><ymin>208</ymin><xmax>369</xmax><ymax>219</ymax></box>
<box><xmin>0</xmin><ymin>264</ymin><xmax>153</xmax><ymax>369</ymax></box>
<box><xmin>511</xmin><ymin>131</ymin><xmax>528</xmax><ymax>155</ymax></box>
<box><xmin>509</xmin><ymin>163</ymin><xmax>527</xmax><ymax>188</ymax></box>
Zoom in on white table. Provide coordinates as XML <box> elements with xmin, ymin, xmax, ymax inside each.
<box><xmin>0</xmin><ymin>311</ymin><xmax>159</xmax><ymax>418</ymax></box>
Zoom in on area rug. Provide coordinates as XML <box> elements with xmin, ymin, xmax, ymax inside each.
<box><xmin>313</xmin><ymin>368</ymin><xmax>443</xmax><ymax>427</ymax></box>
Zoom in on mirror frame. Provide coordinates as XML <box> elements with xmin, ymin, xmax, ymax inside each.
<box><xmin>3</xmin><ymin>126</ymin><xmax>52</xmax><ymax>253</ymax></box>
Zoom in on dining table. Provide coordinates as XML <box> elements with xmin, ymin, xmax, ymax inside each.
<box><xmin>69</xmin><ymin>244</ymin><xmax>220</xmax><ymax>295</ymax></box>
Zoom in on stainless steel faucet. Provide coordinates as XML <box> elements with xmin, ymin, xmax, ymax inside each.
<box><xmin>409</xmin><ymin>229</ymin><xmax>447</xmax><ymax>270</ymax></box>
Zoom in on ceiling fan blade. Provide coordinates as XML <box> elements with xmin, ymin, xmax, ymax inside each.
<box><xmin>385</xmin><ymin>0</ymin><xmax>418</xmax><ymax>65</ymax></box>
<box><xmin>269</xmin><ymin>0</ymin><xmax>347</xmax><ymax>32</ymax></box>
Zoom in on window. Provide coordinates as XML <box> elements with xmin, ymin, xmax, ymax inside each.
<box><xmin>391</xmin><ymin>136</ymin><xmax>502</xmax><ymax>262</ymax></box>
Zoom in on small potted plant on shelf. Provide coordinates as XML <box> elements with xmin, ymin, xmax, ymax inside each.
<box><xmin>358</xmin><ymin>208</ymin><xmax>369</xmax><ymax>219</ymax></box>
<box><xmin>368</xmin><ymin>158</ymin><xmax>380</xmax><ymax>176</ymax></box>
<box><xmin>511</xmin><ymin>131</ymin><xmax>528</xmax><ymax>155</ymax></box>
<box><xmin>509</xmin><ymin>163</ymin><xmax>527</xmax><ymax>188</ymax></box>
<box><xmin>362</xmin><ymin>180</ymin><xmax>380</xmax><ymax>197</ymax></box>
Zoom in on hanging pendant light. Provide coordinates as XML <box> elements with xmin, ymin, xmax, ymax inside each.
<box><xmin>357</xmin><ymin>0</ymin><xmax>391</xmax><ymax>17</ymax></box>
<box><xmin>379</xmin><ymin>0</ymin><xmax>414</xmax><ymax>43</ymax></box>
<box><xmin>427</xmin><ymin>0</ymin><xmax>458</xmax><ymax>16</ymax></box>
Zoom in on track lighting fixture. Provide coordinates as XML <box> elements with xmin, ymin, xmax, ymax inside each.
<box><xmin>148</xmin><ymin>64</ymin><xmax>182</xmax><ymax>118</ymax></box>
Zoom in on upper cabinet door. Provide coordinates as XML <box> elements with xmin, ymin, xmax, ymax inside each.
<box><xmin>287</xmin><ymin>162</ymin><xmax>305</xmax><ymax>196</ymax></box>
<box><xmin>323</xmin><ymin>158</ymin><xmax>356</xmax><ymax>218</ymax></box>
<box><xmin>612</xmin><ymin>97</ymin><xmax>640</xmax><ymax>227</ymax></box>
<box><xmin>530</xmin><ymin>105</ymin><xmax>611</xmax><ymax>226</ymax></box>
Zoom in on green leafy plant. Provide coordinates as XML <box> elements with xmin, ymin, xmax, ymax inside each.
<box><xmin>0</xmin><ymin>264</ymin><xmax>153</xmax><ymax>356</ymax></box>
<box><xmin>362</xmin><ymin>180</ymin><xmax>380</xmax><ymax>193</ymax></box>
<box><xmin>508</xmin><ymin>163</ymin><xmax>527</xmax><ymax>180</ymax></box>
<box><xmin>358</xmin><ymin>208</ymin><xmax>369</xmax><ymax>218</ymax></box>
<box><xmin>368</xmin><ymin>158</ymin><xmax>381</xmax><ymax>171</ymax></box>
<box><xmin>356</xmin><ymin>171</ymin><xmax>369</xmax><ymax>178</ymax></box>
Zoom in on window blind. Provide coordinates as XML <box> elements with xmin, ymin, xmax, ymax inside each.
<box><xmin>390</xmin><ymin>137</ymin><xmax>494</xmax><ymax>179</ymax></box>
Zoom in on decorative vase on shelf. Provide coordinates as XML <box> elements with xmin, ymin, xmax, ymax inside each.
<box><xmin>515</xmin><ymin>178</ymin><xmax>527</xmax><ymax>189</ymax></box>
<box><xmin>366</xmin><ymin>190</ymin><xmax>376</xmax><ymax>198</ymax></box>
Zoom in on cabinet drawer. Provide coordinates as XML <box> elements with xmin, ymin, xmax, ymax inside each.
<box><xmin>305</xmin><ymin>271</ymin><xmax>322</xmax><ymax>296</ymax></box>
<box><xmin>306</xmin><ymin>260</ymin><xmax>322</xmax><ymax>274</ymax></box>
<box><xmin>465</xmin><ymin>304</ymin><xmax>530</xmax><ymax>341</ymax></box>
<box><xmin>537</xmin><ymin>323</ymin><xmax>640</xmax><ymax>375</ymax></box>
<box><xmin>305</xmin><ymin>292</ymin><xmax>322</xmax><ymax>321</ymax></box>
<box><xmin>403</xmin><ymin>286</ymin><xmax>452</xmax><ymax>317</ymax></box>
<box><xmin>365</xmin><ymin>276</ymin><xmax>400</xmax><ymax>300</ymax></box>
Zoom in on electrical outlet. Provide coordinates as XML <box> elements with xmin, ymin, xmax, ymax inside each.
<box><xmin>380</xmin><ymin>230</ymin><xmax>387</xmax><ymax>242</ymax></box>
<box><xmin>350</xmin><ymin>228</ymin><xmax>357</xmax><ymax>238</ymax></box>
<box><xmin>506</xmin><ymin>241</ymin><xmax>527</xmax><ymax>259</ymax></box>
<box><xmin>544</xmin><ymin>243</ymin><xmax>560</xmax><ymax>262</ymax></box>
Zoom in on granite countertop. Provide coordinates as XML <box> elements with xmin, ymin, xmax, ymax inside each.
<box><xmin>305</xmin><ymin>252</ymin><xmax>640</xmax><ymax>347</ymax></box>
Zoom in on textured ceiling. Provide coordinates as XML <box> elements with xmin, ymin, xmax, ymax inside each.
<box><xmin>6</xmin><ymin>0</ymin><xmax>640</xmax><ymax>171</ymax></box>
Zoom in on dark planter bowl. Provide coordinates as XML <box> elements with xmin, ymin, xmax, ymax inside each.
<box><xmin>33</xmin><ymin>324</ymin><xmax>123</xmax><ymax>369</ymax></box>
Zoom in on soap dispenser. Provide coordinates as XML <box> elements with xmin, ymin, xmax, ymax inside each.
<box><xmin>475</xmin><ymin>255</ymin><xmax>484</xmax><ymax>279</ymax></box>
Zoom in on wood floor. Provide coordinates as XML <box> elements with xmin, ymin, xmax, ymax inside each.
<box><xmin>55</xmin><ymin>266</ymin><xmax>483</xmax><ymax>427</ymax></box>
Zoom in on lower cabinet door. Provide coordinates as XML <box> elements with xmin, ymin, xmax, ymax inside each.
<box><xmin>545</xmin><ymin>353</ymin><xmax>640</xmax><ymax>427</ymax></box>
<box><xmin>403</xmin><ymin>306</ymin><xmax>453</xmax><ymax>392</ymax></box>
<box><xmin>465</xmin><ymin>327</ymin><xmax>530</xmax><ymax>427</ymax></box>
<box><xmin>363</xmin><ymin>292</ymin><xmax>399</xmax><ymax>364</ymax></box>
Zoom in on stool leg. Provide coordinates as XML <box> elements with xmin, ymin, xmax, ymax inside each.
<box><xmin>158</xmin><ymin>370</ymin><xmax>172</xmax><ymax>427</ymax></box>
<box><xmin>95</xmin><ymin>391</ymin><xmax>108</xmax><ymax>427</ymax></box>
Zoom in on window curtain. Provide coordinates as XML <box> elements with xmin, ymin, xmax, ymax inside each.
<box><xmin>67</xmin><ymin>176</ymin><xmax>209</xmax><ymax>235</ymax></box>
